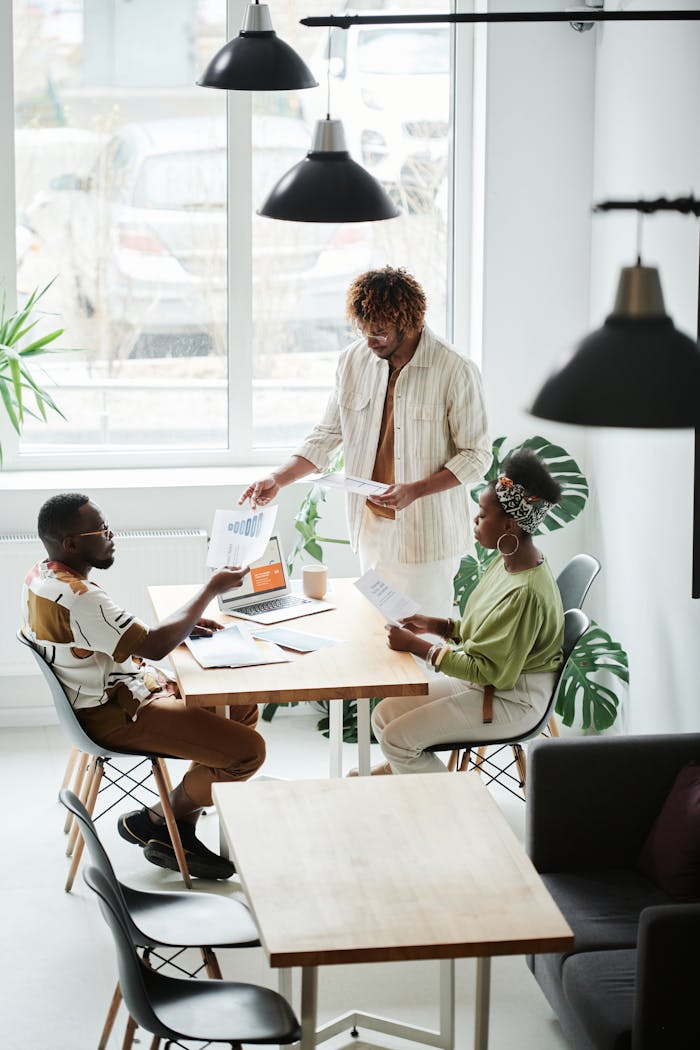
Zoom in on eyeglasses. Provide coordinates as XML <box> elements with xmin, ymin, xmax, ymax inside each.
<box><xmin>75</xmin><ymin>523</ymin><xmax>111</xmax><ymax>538</ymax></box>
<box><xmin>360</xmin><ymin>329</ymin><xmax>391</xmax><ymax>345</ymax></box>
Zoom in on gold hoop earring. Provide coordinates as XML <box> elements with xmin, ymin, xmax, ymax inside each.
<box><xmin>497</xmin><ymin>532</ymin><xmax>520</xmax><ymax>557</ymax></box>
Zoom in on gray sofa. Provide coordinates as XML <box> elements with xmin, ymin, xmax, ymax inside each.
<box><xmin>526</xmin><ymin>733</ymin><xmax>700</xmax><ymax>1050</ymax></box>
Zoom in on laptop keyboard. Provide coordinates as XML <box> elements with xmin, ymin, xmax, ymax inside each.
<box><xmin>234</xmin><ymin>594</ymin><xmax>312</xmax><ymax>615</ymax></box>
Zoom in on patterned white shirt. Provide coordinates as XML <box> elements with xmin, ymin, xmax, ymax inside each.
<box><xmin>295</xmin><ymin>326</ymin><xmax>491</xmax><ymax>563</ymax></box>
<box><xmin>21</xmin><ymin>560</ymin><xmax>160</xmax><ymax>712</ymax></box>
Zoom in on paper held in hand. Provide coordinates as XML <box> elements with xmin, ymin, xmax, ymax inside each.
<box><xmin>185</xmin><ymin>623</ymin><xmax>290</xmax><ymax>669</ymax></box>
<box><xmin>207</xmin><ymin>505</ymin><xmax>278</xmax><ymax>569</ymax></box>
<box><xmin>354</xmin><ymin>569</ymin><xmax>420</xmax><ymax>627</ymax></box>
<box><xmin>318</xmin><ymin>473</ymin><xmax>389</xmax><ymax>498</ymax></box>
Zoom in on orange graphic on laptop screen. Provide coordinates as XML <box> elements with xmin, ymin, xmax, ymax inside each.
<box><xmin>250</xmin><ymin>562</ymin><xmax>284</xmax><ymax>593</ymax></box>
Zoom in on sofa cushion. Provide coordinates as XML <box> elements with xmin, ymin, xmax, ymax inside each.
<box><xmin>542</xmin><ymin>869</ymin><xmax>671</xmax><ymax>956</ymax></box>
<box><xmin>638</xmin><ymin>761</ymin><xmax>700</xmax><ymax>901</ymax></box>
<box><xmin>561</xmin><ymin>949</ymin><xmax>635</xmax><ymax>1050</ymax></box>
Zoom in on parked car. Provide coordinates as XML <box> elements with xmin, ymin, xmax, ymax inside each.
<box><xmin>301</xmin><ymin>14</ymin><xmax>450</xmax><ymax>212</ymax></box>
<box><xmin>24</xmin><ymin>114</ymin><xmax>370</xmax><ymax>360</ymax></box>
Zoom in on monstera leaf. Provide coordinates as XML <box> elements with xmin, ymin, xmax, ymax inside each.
<box><xmin>471</xmin><ymin>434</ymin><xmax>589</xmax><ymax>535</ymax></box>
<box><xmin>453</xmin><ymin>544</ymin><xmax>498</xmax><ymax>615</ymax></box>
<box><xmin>454</xmin><ymin>434</ymin><xmax>591</xmax><ymax>613</ymax></box>
<box><xmin>556</xmin><ymin>623</ymin><xmax>629</xmax><ymax>731</ymax></box>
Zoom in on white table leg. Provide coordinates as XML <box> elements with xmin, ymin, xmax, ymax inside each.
<box><xmin>278</xmin><ymin>967</ymin><xmax>293</xmax><ymax>1004</ymax></box>
<box><xmin>474</xmin><ymin>957</ymin><xmax>491</xmax><ymax>1050</ymax></box>
<box><xmin>356</xmin><ymin>697</ymin><xmax>371</xmax><ymax>776</ymax></box>
<box><xmin>329</xmin><ymin>700</ymin><xmax>343</xmax><ymax>778</ymax></box>
<box><xmin>300</xmin><ymin>966</ymin><xmax>318</xmax><ymax>1050</ymax></box>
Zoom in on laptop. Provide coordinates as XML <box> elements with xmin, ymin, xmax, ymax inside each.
<box><xmin>217</xmin><ymin>535</ymin><xmax>336</xmax><ymax>624</ymax></box>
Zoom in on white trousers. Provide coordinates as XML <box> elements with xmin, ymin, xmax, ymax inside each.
<box><xmin>372</xmin><ymin>670</ymin><xmax>556</xmax><ymax>775</ymax></box>
<box><xmin>358</xmin><ymin>507</ymin><xmax>460</xmax><ymax>618</ymax></box>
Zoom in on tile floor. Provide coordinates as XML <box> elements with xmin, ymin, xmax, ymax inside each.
<box><xmin>0</xmin><ymin>708</ymin><xmax>570</xmax><ymax>1050</ymax></box>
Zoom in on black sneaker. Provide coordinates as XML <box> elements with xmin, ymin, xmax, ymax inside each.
<box><xmin>144</xmin><ymin>823</ymin><xmax>235</xmax><ymax>881</ymax></box>
<box><xmin>118</xmin><ymin>807</ymin><xmax>170</xmax><ymax>848</ymax></box>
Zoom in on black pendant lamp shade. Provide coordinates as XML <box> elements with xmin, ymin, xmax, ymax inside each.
<box><xmin>197</xmin><ymin>3</ymin><xmax>317</xmax><ymax>91</ymax></box>
<box><xmin>531</xmin><ymin>264</ymin><xmax>700</xmax><ymax>427</ymax></box>
<box><xmin>258</xmin><ymin>118</ymin><xmax>400</xmax><ymax>223</ymax></box>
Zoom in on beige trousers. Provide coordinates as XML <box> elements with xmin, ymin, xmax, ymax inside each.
<box><xmin>372</xmin><ymin>670</ymin><xmax>556</xmax><ymax>775</ymax></box>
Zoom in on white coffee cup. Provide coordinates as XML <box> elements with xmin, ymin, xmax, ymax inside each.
<box><xmin>302</xmin><ymin>564</ymin><xmax>328</xmax><ymax>600</ymax></box>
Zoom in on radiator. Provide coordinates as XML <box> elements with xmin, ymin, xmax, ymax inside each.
<box><xmin>1</xmin><ymin>529</ymin><xmax>208</xmax><ymax>676</ymax></box>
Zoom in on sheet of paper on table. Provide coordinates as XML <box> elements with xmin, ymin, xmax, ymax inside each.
<box><xmin>318</xmin><ymin>472</ymin><xmax>389</xmax><ymax>498</ymax></box>
<box><xmin>206</xmin><ymin>504</ymin><xmax>278</xmax><ymax>569</ymax></box>
<box><xmin>249</xmin><ymin>626</ymin><xmax>341</xmax><ymax>652</ymax></box>
<box><xmin>354</xmin><ymin>569</ymin><xmax>421</xmax><ymax>627</ymax></box>
<box><xmin>185</xmin><ymin>623</ymin><xmax>290</xmax><ymax>669</ymax></box>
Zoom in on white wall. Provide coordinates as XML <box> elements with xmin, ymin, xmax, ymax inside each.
<box><xmin>584</xmin><ymin>2</ymin><xmax>700</xmax><ymax>732</ymax></box>
<box><xmin>478</xmin><ymin>4</ymin><xmax>596</xmax><ymax>602</ymax></box>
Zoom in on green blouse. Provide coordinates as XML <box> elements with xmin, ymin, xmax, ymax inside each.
<box><xmin>438</xmin><ymin>557</ymin><xmax>564</xmax><ymax>690</ymax></box>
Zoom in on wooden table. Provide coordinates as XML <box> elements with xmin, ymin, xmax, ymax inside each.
<box><xmin>213</xmin><ymin>773</ymin><xmax>574</xmax><ymax>1050</ymax></box>
<box><xmin>148</xmin><ymin>579</ymin><xmax>429</xmax><ymax>776</ymax></box>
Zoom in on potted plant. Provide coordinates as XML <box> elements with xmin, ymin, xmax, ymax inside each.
<box><xmin>0</xmin><ymin>280</ymin><xmax>68</xmax><ymax>464</ymax></box>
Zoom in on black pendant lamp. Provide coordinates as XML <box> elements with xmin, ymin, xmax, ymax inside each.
<box><xmin>258</xmin><ymin>116</ymin><xmax>400</xmax><ymax>223</ymax></box>
<box><xmin>531</xmin><ymin>262</ymin><xmax>700</xmax><ymax>427</ymax></box>
<box><xmin>197</xmin><ymin>2</ymin><xmax>317</xmax><ymax>91</ymax></box>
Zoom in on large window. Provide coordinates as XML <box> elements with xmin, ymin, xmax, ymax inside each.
<box><xmin>7</xmin><ymin>0</ymin><xmax>461</xmax><ymax>468</ymax></box>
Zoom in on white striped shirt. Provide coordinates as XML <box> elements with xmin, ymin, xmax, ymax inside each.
<box><xmin>295</xmin><ymin>326</ymin><xmax>491</xmax><ymax>563</ymax></box>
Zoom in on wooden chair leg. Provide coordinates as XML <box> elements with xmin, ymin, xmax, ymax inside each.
<box><xmin>65</xmin><ymin>761</ymin><xmax>103</xmax><ymax>893</ymax></box>
<box><xmin>547</xmin><ymin>714</ymin><xmax>560</xmax><ymax>738</ymax></box>
<box><xmin>457</xmin><ymin>748</ymin><xmax>471</xmax><ymax>773</ymax></box>
<box><xmin>120</xmin><ymin>1013</ymin><xmax>138</xmax><ymax>1050</ymax></box>
<box><xmin>60</xmin><ymin>745</ymin><xmax>81</xmax><ymax>791</ymax></box>
<box><xmin>64</xmin><ymin>750</ymin><xmax>89</xmax><ymax>834</ymax></box>
<box><xmin>159</xmin><ymin>759</ymin><xmax>174</xmax><ymax>795</ymax></box>
<box><xmin>151</xmin><ymin>759</ymin><xmax>192</xmax><ymax>889</ymax></box>
<box><xmin>513</xmin><ymin>744</ymin><xmax>528</xmax><ymax>796</ymax></box>
<box><xmin>446</xmin><ymin>749</ymin><xmax>459</xmax><ymax>772</ymax></box>
<box><xmin>473</xmin><ymin>745</ymin><xmax>487</xmax><ymax>776</ymax></box>
<box><xmin>201</xmin><ymin>946</ymin><xmax>223</xmax><ymax>979</ymax></box>
<box><xmin>98</xmin><ymin>982</ymin><xmax>123</xmax><ymax>1050</ymax></box>
<box><xmin>67</xmin><ymin>757</ymin><xmax>97</xmax><ymax>856</ymax></box>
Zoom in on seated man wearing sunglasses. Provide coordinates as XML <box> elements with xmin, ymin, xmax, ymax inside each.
<box><xmin>21</xmin><ymin>492</ymin><xmax>264</xmax><ymax>880</ymax></box>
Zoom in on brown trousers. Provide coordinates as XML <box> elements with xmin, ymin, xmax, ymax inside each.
<box><xmin>78</xmin><ymin>695</ymin><xmax>264</xmax><ymax>808</ymax></box>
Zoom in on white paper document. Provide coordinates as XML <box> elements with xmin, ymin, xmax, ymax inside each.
<box><xmin>354</xmin><ymin>569</ymin><xmax>421</xmax><ymax>627</ymax></box>
<box><xmin>318</xmin><ymin>472</ymin><xmax>389</xmax><ymax>498</ymax></box>
<box><xmin>206</xmin><ymin>505</ymin><xmax>278</xmax><ymax>569</ymax></box>
<box><xmin>184</xmin><ymin>623</ymin><xmax>290</xmax><ymax>669</ymax></box>
<box><xmin>250</xmin><ymin>627</ymin><xmax>341</xmax><ymax>652</ymax></box>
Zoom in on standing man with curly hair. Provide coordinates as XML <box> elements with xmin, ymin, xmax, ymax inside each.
<box><xmin>240</xmin><ymin>267</ymin><xmax>490</xmax><ymax>617</ymax></box>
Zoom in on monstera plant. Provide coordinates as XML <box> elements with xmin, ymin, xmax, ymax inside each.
<box><xmin>271</xmin><ymin>434</ymin><xmax>629</xmax><ymax>737</ymax></box>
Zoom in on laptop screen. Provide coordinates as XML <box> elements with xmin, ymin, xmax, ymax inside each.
<box><xmin>221</xmin><ymin>536</ymin><xmax>287</xmax><ymax>605</ymax></box>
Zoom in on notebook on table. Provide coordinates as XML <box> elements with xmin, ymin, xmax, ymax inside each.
<box><xmin>217</xmin><ymin>535</ymin><xmax>335</xmax><ymax>624</ymax></box>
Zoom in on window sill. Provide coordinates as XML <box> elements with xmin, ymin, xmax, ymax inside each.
<box><xmin>0</xmin><ymin>464</ymin><xmax>283</xmax><ymax>493</ymax></box>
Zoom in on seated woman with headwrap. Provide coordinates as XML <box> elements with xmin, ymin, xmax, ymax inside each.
<box><xmin>371</xmin><ymin>449</ymin><xmax>564</xmax><ymax>775</ymax></box>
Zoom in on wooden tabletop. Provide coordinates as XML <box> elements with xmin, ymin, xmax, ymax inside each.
<box><xmin>213</xmin><ymin>774</ymin><xmax>574</xmax><ymax>969</ymax></box>
<box><xmin>148</xmin><ymin>578</ymin><xmax>429</xmax><ymax>707</ymax></box>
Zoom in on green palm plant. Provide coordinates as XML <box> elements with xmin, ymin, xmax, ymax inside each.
<box><xmin>0</xmin><ymin>281</ymin><xmax>68</xmax><ymax>465</ymax></box>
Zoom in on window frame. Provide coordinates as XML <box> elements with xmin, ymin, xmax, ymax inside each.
<box><xmin>0</xmin><ymin>0</ymin><xmax>476</xmax><ymax>472</ymax></box>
